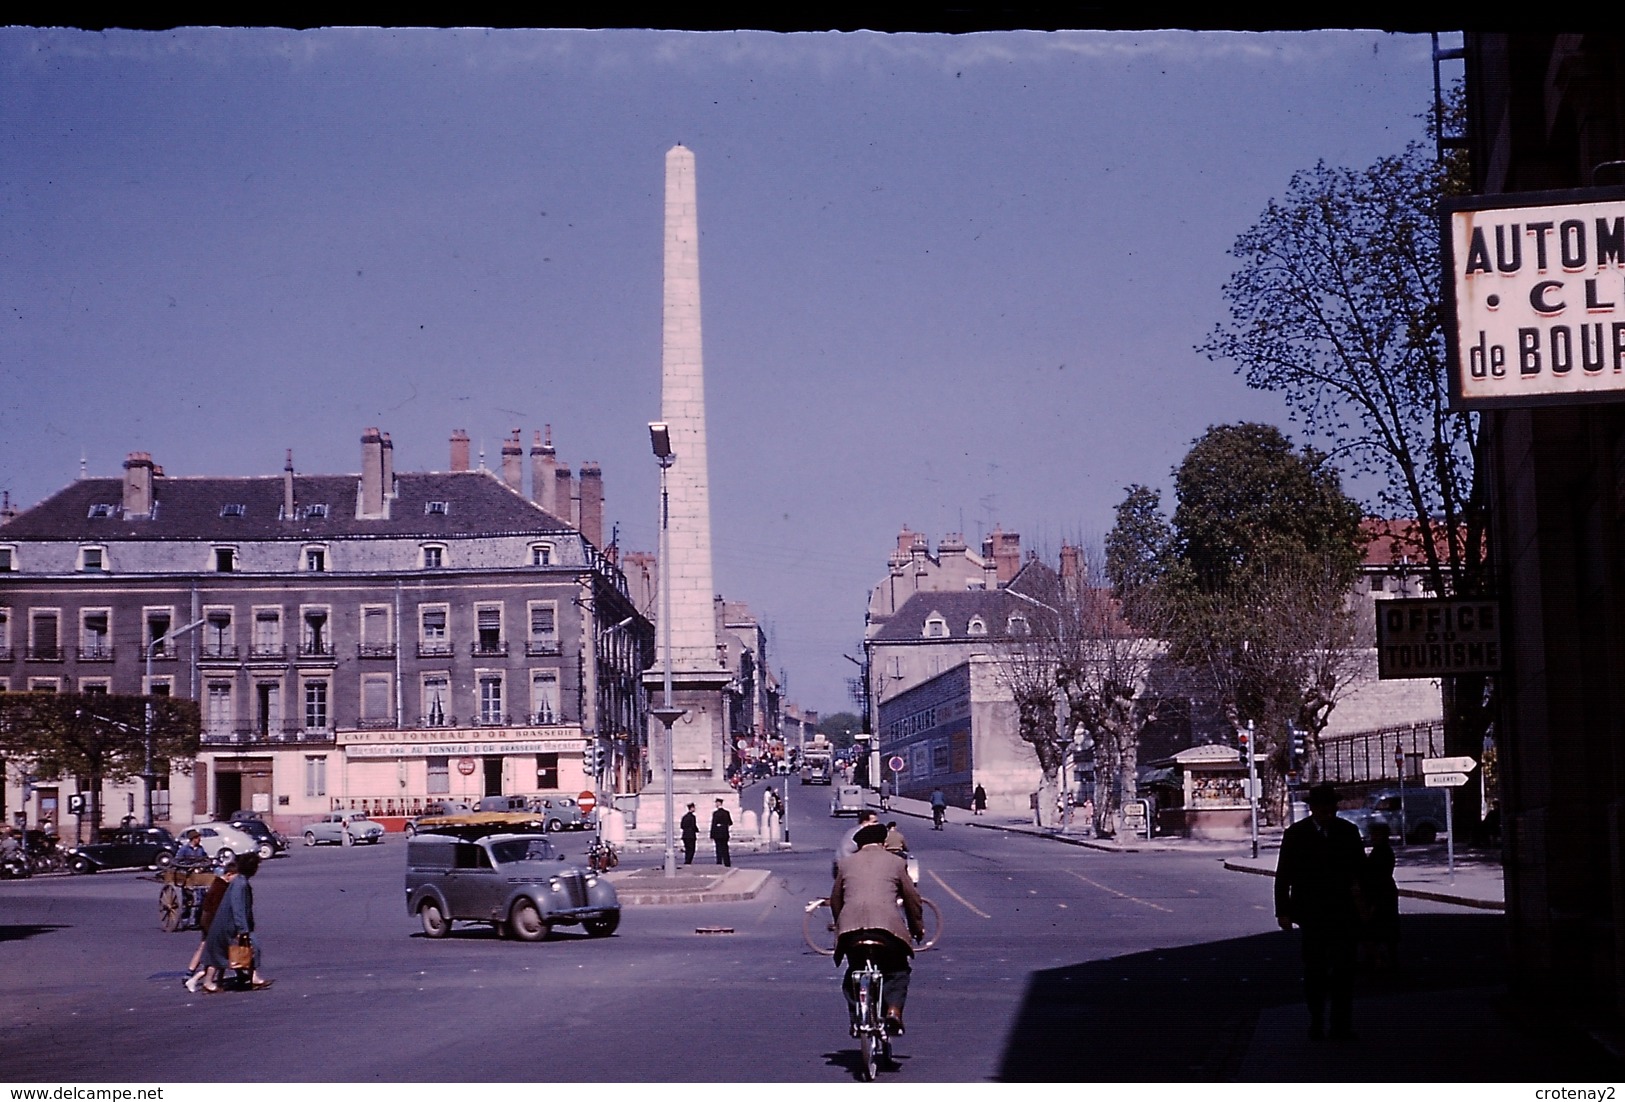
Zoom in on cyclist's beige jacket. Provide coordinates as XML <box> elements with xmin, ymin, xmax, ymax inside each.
<box><xmin>831</xmin><ymin>844</ymin><xmax>924</xmax><ymax>951</ymax></box>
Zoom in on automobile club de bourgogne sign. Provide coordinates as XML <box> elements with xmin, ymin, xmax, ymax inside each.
<box><xmin>1447</xmin><ymin>188</ymin><xmax>1625</xmax><ymax>408</ymax></box>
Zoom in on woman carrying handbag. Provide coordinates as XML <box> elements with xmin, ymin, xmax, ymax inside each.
<box><xmin>199</xmin><ymin>851</ymin><xmax>273</xmax><ymax>993</ymax></box>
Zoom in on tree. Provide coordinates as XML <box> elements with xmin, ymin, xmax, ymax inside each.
<box><xmin>0</xmin><ymin>693</ymin><xmax>201</xmax><ymax>840</ymax></box>
<box><xmin>1129</xmin><ymin>424</ymin><xmax>1366</xmax><ymax>820</ymax></box>
<box><xmin>1199</xmin><ymin>98</ymin><xmax>1492</xmax><ymax>817</ymax></box>
<box><xmin>816</xmin><ymin>713</ymin><xmax>865</xmax><ymax>749</ymax></box>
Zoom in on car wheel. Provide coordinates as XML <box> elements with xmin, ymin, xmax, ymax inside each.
<box><xmin>257</xmin><ymin>843</ymin><xmax>274</xmax><ymax>860</ymax></box>
<box><xmin>546</xmin><ymin>819</ymin><xmax>563</xmax><ymax>833</ymax></box>
<box><xmin>304</xmin><ymin>832</ymin><xmax>317</xmax><ymax>847</ymax></box>
<box><xmin>585</xmin><ymin>912</ymin><xmax>620</xmax><ymax>938</ymax></box>
<box><xmin>216</xmin><ymin>848</ymin><xmax>234</xmax><ymax>862</ymax></box>
<box><xmin>153</xmin><ymin>850</ymin><xmax>173</xmax><ymax>868</ymax></box>
<box><xmin>70</xmin><ymin>856</ymin><xmax>94</xmax><ymax>875</ymax></box>
<box><xmin>508</xmin><ymin>900</ymin><xmax>547</xmax><ymax>942</ymax></box>
<box><xmin>419</xmin><ymin>900</ymin><xmax>450</xmax><ymax>939</ymax></box>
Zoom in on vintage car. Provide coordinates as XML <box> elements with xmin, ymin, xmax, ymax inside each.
<box><xmin>64</xmin><ymin>826</ymin><xmax>178</xmax><ymax>874</ymax></box>
<box><xmin>830</xmin><ymin>784</ymin><xmax>868</xmax><ymax>817</ymax></box>
<box><xmin>227</xmin><ymin>817</ymin><xmax>290</xmax><ymax>859</ymax></box>
<box><xmin>303</xmin><ymin>811</ymin><xmax>385</xmax><ymax>846</ymax></box>
<box><xmin>183</xmin><ymin>821</ymin><xmax>259</xmax><ymax>863</ymax></box>
<box><xmin>533</xmin><ymin>795</ymin><xmax>592</xmax><ymax>832</ymax></box>
<box><xmin>405</xmin><ymin>831</ymin><xmax>621</xmax><ymax>941</ymax></box>
<box><xmin>409</xmin><ymin>810</ymin><xmax>550</xmax><ymax>840</ymax></box>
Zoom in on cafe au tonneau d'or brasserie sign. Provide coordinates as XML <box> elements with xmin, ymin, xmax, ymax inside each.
<box><xmin>1447</xmin><ymin>189</ymin><xmax>1625</xmax><ymax>408</ymax></box>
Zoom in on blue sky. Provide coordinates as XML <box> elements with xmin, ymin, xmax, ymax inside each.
<box><xmin>1</xmin><ymin>28</ymin><xmax>1443</xmax><ymax>714</ymax></box>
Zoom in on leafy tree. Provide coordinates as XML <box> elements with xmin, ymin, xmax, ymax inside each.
<box><xmin>816</xmin><ymin>712</ymin><xmax>865</xmax><ymax>748</ymax></box>
<box><xmin>0</xmin><ymin>693</ymin><xmax>201</xmax><ymax>840</ymax></box>
<box><xmin>1199</xmin><ymin>96</ymin><xmax>1492</xmax><ymax>816</ymax></box>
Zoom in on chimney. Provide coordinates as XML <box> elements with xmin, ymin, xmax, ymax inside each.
<box><xmin>501</xmin><ymin>428</ymin><xmax>523</xmax><ymax>493</ymax></box>
<box><xmin>529</xmin><ymin>430</ymin><xmax>546</xmax><ymax>507</ymax></box>
<box><xmin>992</xmin><ymin>526</ymin><xmax>1021</xmax><ymax>584</ymax></box>
<box><xmin>940</xmin><ymin>532</ymin><xmax>966</xmax><ymax>556</ymax></box>
<box><xmin>360</xmin><ymin>427</ymin><xmax>385</xmax><ymax>518</ymax></box>
<box><xmin>283</xmin><ymin>449</ymin><xmax>295</xmax><ymax>520</ymax></box>
<box><xmin>122</xmin><ymin>452</ymin><xmax>155</xmax><ymax>517</ymax></box>
<box><xmin>982</xmin><ymin>534</ymin><xmax>999</xmax><ymax>589</ymax></box>
<box><xmin>449</xmin><ymin>429</ymin><xmax>470</xmax><ymax>472</ymax></box>
<box><xmin>554</xmin><ymin>465</ymin><xmax>575</xmax><ymax>527</ymax></box>
<box><xmin>1059</xmin><ymin>543</ymin><xmax>1082</xmax><ymax>601</ymax></box>
<box><xmin>578</xmin><ymin>462</ymin><xmax>604</xmax><ymax>547</ymax></box>
<box><xmin>381</xmin><ymin>433</ymin><xmax>394</xmax><ymax>498</ymax></box>
<box><xmin>535</xmin><ymin>425</ymin><xmax>558</xmax><ymax>515</ymax></box>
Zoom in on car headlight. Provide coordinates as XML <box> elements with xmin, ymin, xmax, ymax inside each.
<box><xmin>584</xmin><ymin>874</ymin><xmax>598</xmax><ymax>888</ymax></box>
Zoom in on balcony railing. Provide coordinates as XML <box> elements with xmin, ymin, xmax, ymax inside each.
<box><xmin>417</xmin><ymin>713</ymin><xmax>461</xmax><ymax>729</ymax></box>
<box><xmin>358</xmin><ymin>643</ymin><xmax>397</xmax><ymax>659</ymax></box>
<box><xmin>297</xmin><ymin>641</ymin><xmax>335</xmax><ymax>658</ymax></box>
<box><xmin>417</xmin><ymin>640</ymin><xmax>454</xmax><ymax>658</ymax></box>
<box><xmin>248</xmin><ymin>644</ymin><xmax>287</xmax><ymax>660</ymax></box>
<box><xmin>472</xmin><ymin>712</ymin><xmax>515</xmax><ymax>727</ymax></box>
<box><xmin>203</xmin><ymin>727</ymin><xmax>337</xmax><ymax>747</ymax></box>
<box><xmin>525</xmin><ymin>640</ymin><xmax>562</xmax><ymax>657</ymax></box>
<box><xmin>355</xmin><ymin>716</ymin><xmax>398</xmax><ymax>729</ymax></box>
<box><xmin>25</xmin><ymin>645</ymin><xmax>64</xmax><ymax>662</ymax></box>
<box><xmin>471</xmin><ymin>641</ymin><xmax>509</xmax><ymax>657</ymax></box>
<box><xmin>77</xmin><ymin>646</ymin><xmax>115</xmax><ymax>662</ymax></box>
<box><xmin>199</xmin><ymin>644</ymin><xmax>239</xmax><ymax>661</ymax></box>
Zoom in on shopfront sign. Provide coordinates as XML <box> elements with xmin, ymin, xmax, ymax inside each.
<box><xmin>1376</xmin><ymin>598</ymin><xmax>1502</xmax><ymax>679</ymax></box>
<box><xmin>340</xmin><ymin>724</ymin><xmax>587</xmax><ymax>759</ymax></box>
<box><xmin>1446</xmin><ymin>188</ymin><xmax>1625</xmax><ymax>408</ymax></box>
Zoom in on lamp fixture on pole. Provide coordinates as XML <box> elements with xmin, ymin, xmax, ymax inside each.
<box><xmin>649</xmin><ymin>421</ymin><xmax>686</xmax><ymax>878</ymax></box>
<box><xmin>144</xmin><ymin>616</ymin><xmax>209</xmax><ymax>827</ymax></box>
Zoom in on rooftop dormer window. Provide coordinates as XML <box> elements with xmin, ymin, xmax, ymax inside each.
<box><xmin>425</xmin><ymin>501</ymin><xmax>449</xmax><ymax>516</ymax></box>
<box><xmin>923</xmin><ymin>613</ymin><xmax>948</xmax><ymax>639</ymax></box>
<box><xmin>967</xmin><ymin>616</ymin><xmax>987</xmax><ymax>636</ymax></box>
<box><xmin>303</xmin><ymin>503</ymin><xmax>329</xmax><ymax>519</ymax></box>
<box><xmin>1007</xmin><ymin>614</ymin><xmax>1031</xmax><ymax>636</ymax></box>
<box><xmin>220</xmin><ymin>504</ymin><xmax>246</xmax><ymax>518</ymax></box>
<box><xmin>87</xmin><ymin>504</ymin><xmax>118</xmax><ymax>519</ymax></box>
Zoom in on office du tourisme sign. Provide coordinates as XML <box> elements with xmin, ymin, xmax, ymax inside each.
<box><xmin>1446</xmin><ymin>187</ymin><xmax>1625</xmax><ymax>408</ymax></box>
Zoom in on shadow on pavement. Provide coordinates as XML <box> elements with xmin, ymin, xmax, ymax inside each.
<box><xmin>0</xmin><ymin>923</ymin><xmax>68</xmax><ymax>943</ymax></box>
<box><xmin>996</xmin><ymin>913</ymin><xmax>1621</xmax><ymax>1082</ymax></box>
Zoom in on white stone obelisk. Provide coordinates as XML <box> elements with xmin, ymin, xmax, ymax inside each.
<box><xmin>645</xmin><ymin>144</ymin><xmax>734</xmax><ymax>807</ymax></box>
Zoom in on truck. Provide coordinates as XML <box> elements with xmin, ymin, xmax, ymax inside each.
<box><xmin>800</xmin><ymin>738</ymin><xmax>833</xmax><ymax>785</ymax></box>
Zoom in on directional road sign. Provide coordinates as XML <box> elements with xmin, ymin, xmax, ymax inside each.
<box><xmin>1424</xmin><ymin>772</ymin><xmax>1471</xmax><ymax>788</ymax></box>
<box><xmin>1423</xmin><ymin>755</ymin><xmax>1477</xmax><ymax>774</ymax></box>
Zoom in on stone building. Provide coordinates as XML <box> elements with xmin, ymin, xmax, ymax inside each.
<box><xmin>0</xmin><ymin>428</ymin><xmax>652</xmax><ymax>835</ymax></box>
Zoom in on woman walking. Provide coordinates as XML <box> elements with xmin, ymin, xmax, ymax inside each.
<box><xmin>200</xmin><ymin>851</ymin><xmax>272</xmax><ymax>993</ymax></box>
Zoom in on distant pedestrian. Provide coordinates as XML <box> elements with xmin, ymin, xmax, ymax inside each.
<box><xmin>1361</xmin><ymin>822</ymin><xmax>1400</xmax><ymax>971</ymax></box>
<box><xmin>710</xmin><ymin>799</ymin><xmax>733</xmax><ymax>867</ymax></box>
<box><xmin>680</xmin><ymin>803</ymin><xmax>698</xmax><ymax>865</ymax></box>
<box><xmin>972</xmin><ymin>785</ymin><xmax>987</xmax><ymax>816</ymax></box>
<box><xmin>879</xmin><ymin>778</ymin><xmax>893</xmax><ymax>812</ymax></box>
<box><xmin>1275</xmin><ymin>783</ymin><xmax>1365</xmax><ymax>1040</ymax></box>
<box><xmin>930</xmin><ymin>788</ymin><xmax>947</xmax><ymax>831</ymax></box>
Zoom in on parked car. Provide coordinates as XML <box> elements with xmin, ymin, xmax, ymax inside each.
<box><xmin>304</xmin><ymin>811</ymin><xmax>385</xmax><ymax>846</ymax></box>
<box><xmin>182</xmin><ymin>822</ymin><xmax>259</xmax><ymax>863</ymax></box>
<box><xmin>410</xmin><ymin>811</ymin><xmax>550</xmax><ymax>840</ymax></box>
<box><xmin>227</xmin><ymin>817</ymin><xmax>289</xmax><ymax>859</ymax></box>
<box><xmin>830</xmin><ymin>784</ymin><xmax>868</xmax><ymax>817</ymax></box>
<box><xmin>64</xmin><ymin>826</ymin><xmax>178</xmax><ymax>874</ymax></box>
<box><xmin>533</xmin><ymin>795</ymin><xmax>591</xmax><ymax>832</ymax></box>
<box><xmin>405</xmin><ymin>831</ymin><xmax>620</xmax><ymax>941</ymax></box>
<box><xmin>1338</xmin><ymin>787</ymin><xmax>1451</xmax><ymax>844</ymax></box>
<box><xmin>404</xmin><ymin>801</ymin><xmax>473</xmax><ymax>837</ymax></box>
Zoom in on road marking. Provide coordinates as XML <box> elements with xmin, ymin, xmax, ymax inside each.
<box><xmin>929</xmin><ymin>869</ymin><xmax>992</xmax><ymax>919</ymax></box>
<box><xmin>1065</xmin><ymin>869</ymin><xmax>1173</xmax><ymax>913</ymax></box>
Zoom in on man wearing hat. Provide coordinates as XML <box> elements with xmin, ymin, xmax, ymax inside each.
<box><xmin>830</xmin><ymin>822</ymin><xmax>926</xmax><ymax>1035</ymax></box>
<box><xmin>1275</xmin><ymin>783</ymin><xmax>1367</xmax><ymax>1040</ymax></box>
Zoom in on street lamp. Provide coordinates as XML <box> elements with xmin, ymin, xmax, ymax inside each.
<box><xmin>649</xmin><ymin>421</ymin><xmax>686</xmax><ymax>879</ymax></box>
<box><xmin>144</xmin><ymin>617</ymin><xmax>208</xmax><ymax>827</ymax></box>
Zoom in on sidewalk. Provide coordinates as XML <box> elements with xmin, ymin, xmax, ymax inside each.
<box><xmin>604</xmin><ymin>862</ymin><xmax>773</xmax><ymax>905</ymax></box>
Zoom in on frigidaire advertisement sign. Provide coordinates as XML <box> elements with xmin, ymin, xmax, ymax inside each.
<box><xmin>1445</xmin><ymin>187</ymin><xmax>1625</xmax><ymax>408</ymax></box>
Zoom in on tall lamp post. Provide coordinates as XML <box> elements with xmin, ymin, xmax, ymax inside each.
<box><xmin>648</xmin><ymin>422</ymin><xmax>687</xmax><ymax>879</ymax></box>
<box><xmin>144</xmin><ymin>616</ymin><xmax>208</xmax><ymax>827</ymax></box>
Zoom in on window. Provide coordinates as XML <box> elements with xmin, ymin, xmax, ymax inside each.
<box><xmin>923</xmin><ymin>612</ymin><xmax>948</xmax><ymax>639</ymax></box>
<box><xmin>0</xmin><ymin>547</ymin><xmax>13</xmax><ymax>572</ymax></box>
<box><xmin>301</xmin><ymin>608</ymin><xmax>331</xmax><ymax>656</ymax></box>
<box><xmin>360</xmin><ymin>606</ymin><xmax>392</xmax><ymax>655</ymax></box>
<box><xmin>252</xmin><ymin>609</ymin><xmax>282</xmax><ymax>657</ymax></box>
<box><xmin>79</xmin><ymin>546</ymin><xmax>107</xmax><ymax>572</ymax></box>
<box><xmin>530</xmin><ymin>670</ymin><xmax>561</xmax><ymax>724</ymax></box>
<box><xmin>80</xmin><ymin>679</ymin><xmax>110</xmax><ymax>694</ymax></box>
<box><xmin>425</xmin><ymin>501</ymin><xmax>448</xmax><ymax>516</ymax></box>
<box><xmin>0</xmin><ymin>609</ymin><xmax>9</xmax><ymax>656</ymax></box>
<box><xmin>421</xmin><ymin>544</ymin><xmax>445</xmax><ymax>569</ymax></box>
<box><xmin>530</xmin><ymin>543</ymin><xmax>552</xmax><ymax>567</ymax></box>
<box><xmin>87</xmin><ymin>504</ymin><xmax>117</xmax><ymax>519</ymax></box>
<box><xmin>305</xmin><ymin>756</ymin><xmax>328</xmax><ymax>798</ymax></box>
<box><xmin>967</xmin><ymin>616</ymin><xmax>987</xmax><ymax>636</ymax></box>
<box><xmin>29</xmin><ymin>611</ymin><xmax>60</xmax><ymax>660</ymax></box>
<box><xmin>426</xmin><ymin>756</ymin><xmax>450</xmax><ymax>795</ymax></box>
<box><xmin>214</xmin><ymin>547</ymin><xmax>236</xmax><ymax>572</ymax></box>
<box><xmin>422</xmin><ymin>674</ymin><xmax>450</xmax><ymax>727</ymax></box>
<box><xmin>220</xmin><ymin>504</ymin><xmax>246</xmax><ymax>518</ymax></box>
<box><xmin>80</xmin><ymin>610</ymin><xmax>111</xmax><ymax>659</ymax></box>
<box><xmin>147</xmin><ymin>676</ymin><xmax>172</xmax><ymax>697</ymax></box>
<box><xmin>303</xmin><ymin>546</ymin><xmax>327</xmax><ymax>572</ymax></box>
<box><xmin>304</xmin><ymin>680</ymin><xmax>329</xmax><ymax>730</ymax></box>
<box><xmin>361</xmin><ymin>675</ymin><xmax>392</xmax><ymax>725</ymax></box>
<box><xmin>206</xmin><ymin>681</ymin><xmax>233</xmax><ymax>736</ymax></box>
<box><xmin>29</xmin><ymin>677</ymin><xmax>59</xmax><ymax>692</ymax></box>
<box><xmin>535</xmin><ymin>753</ymin><xmax>559</xmax><ymax>790</ymax></box>
<box><xmin>303</xmin><ymin>503</ymin><xmax>328</xmax><ymax>519</ymax></box>
<box><xmin>419</xmin><ymin>606</ymin><xmax>450</xmax><ymax>656</ymax></box>
<box><xmin>254</xmin><ymin>681</ymin><xmax>281</xmax><ymax>737</ymax></box>
<box><xmin>1007</xmin><ymin>614</ymin><xmax>1030</xmax><ymax>636</ymax></box>
<box><xmin>478</xmin><ymin>674</ymin><xmax>503</xmax><ymax>725</ymax></box>
<box><xmin>475</xmin><ymin>606</ymin><xmax>503</xmax><ymax>655</ymax></box>
<box><xmin>528</xmin><ymin>602</ymin><xmax>557</xmax><ymax>655</ymax></box>
<box><xmin>203</xmin><ymin>610</ymin><xmax>234</xmax><ymax>658</ymax></box>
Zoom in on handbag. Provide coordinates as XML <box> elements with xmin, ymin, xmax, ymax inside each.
<box><xmin>227</xmin><ymin>933</ymin><xmax>253</xmax><ymax>970</ymax></box>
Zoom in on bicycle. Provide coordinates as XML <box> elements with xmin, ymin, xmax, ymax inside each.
<box><xmin>845</xmin><ymin>936</ymin><xmax>896</xmax><ymax>1081</ymax></box>
<box><xmin>931</xmin><ymin>804</ymin><xmax>945</xmax><ymax>830</ymax></box>
<box><xmin>803</xmin><ymin>895</ymin><xmax>941</xmax><ymax>956</ymax></box>
<box><xmin>585</xmin><ymin>836</ymin><xmax>619</xmax><ymax>873</ymax></box>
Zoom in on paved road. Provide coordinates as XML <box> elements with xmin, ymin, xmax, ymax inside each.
<box><xmin>0</xmin><ymin>784</ymin><xmax>1609</xmax><ymax>1082</ymax></box>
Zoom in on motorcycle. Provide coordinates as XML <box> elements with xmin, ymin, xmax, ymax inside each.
<box><xmin>0</xmin><ymin>851</ymin><xmax>31</xmax><ymax>879</ymax></box>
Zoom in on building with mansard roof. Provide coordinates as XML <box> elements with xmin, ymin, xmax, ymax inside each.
<box><xmin>0</xmin><ymin>428</ymin><xmax>651</xmax><ymax>837</ymax></box>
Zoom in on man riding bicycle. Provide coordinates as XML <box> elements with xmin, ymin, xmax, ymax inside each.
<box><xmin>830</xmin><ymin>823</ymin><xmax>925</xmax><ymax>1036</ymax></box>
<box><xmin>930</xmin><ymin>788</ymin><xmax>947</xmax><ymax>830</ymax></box>
<box><xmin>173</xmin><ymin>830</ymin><xmax>211</xmax><ymax>925</ymax></box>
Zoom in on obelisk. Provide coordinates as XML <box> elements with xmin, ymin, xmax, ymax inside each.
<box><xmin>645</xmin><ymin>144</ymin><xmax>735</xmax><ymax>807</ymax></box>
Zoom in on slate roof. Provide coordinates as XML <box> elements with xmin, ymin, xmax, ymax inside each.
<box><xmin>869</xmin><ymin>588</ymin><xmax>1047</xmax><ymax>644</ymax></box>
<box><xmin>1</xmin><ymin>470</ymin><xmax>573</xmax><ymax>542</ymax></box>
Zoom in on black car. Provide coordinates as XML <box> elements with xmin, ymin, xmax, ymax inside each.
<box><xmin>64</xmin><ymin>827</ymin><xmax>178</xmax><ymax>874</ymax></box>
<box><xmin>228</xmin><ymin>817</ymin><xmax>289</xmax><ymax>859</ymax></box>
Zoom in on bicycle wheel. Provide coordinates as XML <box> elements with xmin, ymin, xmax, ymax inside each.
<box><xmin>159</xmin><ymin>885</ymin><xmax>182</xmax><ymax>932</ymax></box>
<box><xmin>856</xmin><ymin>972</ymin><xmax>879</xmax><ymax>1081</ymax></box>
<box><xmin>900</xmin><ymin>895</ymin><xmax>943</xmax><ymax>951</ymax></box>
<box><xmin>802</xmin><ymin>898</ymin><xmax>837</xmax><ymax>955</ymax></box>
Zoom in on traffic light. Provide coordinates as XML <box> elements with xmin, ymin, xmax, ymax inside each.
<box><xmin>1236</xmin><ymin>728</ymin><xmax>1249</xmax><ymax>754</ymax></box>
<box><xmin>1290</xmin><ymin>728</ymin><xmax>1308</xmax><ymax>764</ymax></box>
<box><xmin>583</xmin><ymin>745</ymin><xmax>601</xmax><ymax>775</ymax></box>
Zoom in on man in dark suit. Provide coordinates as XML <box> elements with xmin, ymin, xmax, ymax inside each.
<box><xmin>1275</xmin><ymin>783</ymin><xmax>1367</xmax><ymax>1040</ymax></box>
<box><xmin>709</xmin><ymin>798</ymin><xmax>733</xmax><ymax>867</ymax></box>
<box><xmin>679</xmin><ymin>803</ymin><xmax>698</xmax><ymax>865</ymax></box>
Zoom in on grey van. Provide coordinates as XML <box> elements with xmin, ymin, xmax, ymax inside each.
<box><xmin>405</xmin><ymin>832</ymin><xmax>620</xmax><ymax>941</ymax></box>
<box><xmin>1337</xmin><ymin>787</ymin><xmax>1451</xmax><ymax>844</ymax></box>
